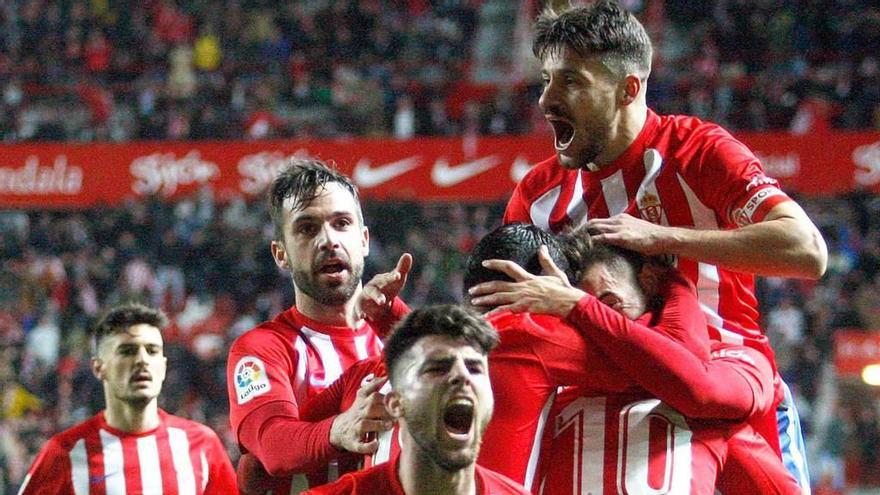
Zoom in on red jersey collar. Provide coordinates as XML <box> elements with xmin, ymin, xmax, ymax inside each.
<box><xmin>97</xmin><ymin>409</ymin><xmax>167</xmax><ymax>438</ymax></box>
<box><xmin>387</xmin><ymin>453</ymin><xmax>490</xmax><ymax>494</ymax></box>
<box><xmin>284</xmin><ymin>305</ymin><xmax>371</xmax><ymax>338</ymax></box>
<box><xmin>584</xmin><ymin>108</ymin><xmax>660</xmax><ymax>179</ymax></box>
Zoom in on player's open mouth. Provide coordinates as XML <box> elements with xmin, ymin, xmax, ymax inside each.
<box><xmin>443</xmin><ymin>398</ymin><xmax>474</xmax><ymax>438</ymax></box>
<box><xmin>549</xmin><ymin>119</ymin><xmax>575</xmax><ymax>151</ymax></box>
<box><xmin>318</xmin><ymin>260</ymin><xmax>349</xmax><ymax>275</ymax></box>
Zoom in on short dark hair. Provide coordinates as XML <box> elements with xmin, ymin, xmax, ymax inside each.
<box><xmin>267</xmin><ymin>158</ymin><xmax>362</xmax><ymax>240</ymax></box>
<box><xmin>92</xmin><ymin>302</ymin><xmax>168</xmax><ymax>355</ymax></box>
<box><xmin>463</xmin><ymin>223</ymin><xmax>574</xmax><ymax>304</ymax></box>
<box><xmin>384</xmin><ymin>305</ymin><xmax>499</xmax><ymax>385</ymax></box>
<box><xmin>532</xmin><ymin>0</ymin><xmax>652</xmax><ymax>80</ymax></box>
<box><xmin>560</xmin><ymin>228</ymin><xmax>644</xmax><ymax>283</ymax></box>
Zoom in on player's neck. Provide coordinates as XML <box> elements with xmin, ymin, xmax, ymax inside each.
<box><xmin>295</xmin><ymin>285</ymin><xmax>364</xmax><ymax>328</ymax></box>
<box><xmin>398</xmin><ymin>446</ymin><xmax>477</xmax><ymax>495</ymax></box>
<box><xmin>592</xmin><ymin>102</ymin><xmax>648</xmax><ymax>169</ymax></box>
<box><xmin>104</xmin><ymin>398</ymin><xmax>160</xmax><ymax>433</ymax></box>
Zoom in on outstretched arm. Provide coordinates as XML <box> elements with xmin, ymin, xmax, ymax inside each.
<box><xmin>586</xmin><ymin>202</ymin><xmax>827</xmax><ymax>279</ymax></box>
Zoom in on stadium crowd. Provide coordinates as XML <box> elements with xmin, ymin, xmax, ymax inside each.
<box><xmin>2</xmin><ymin>0</ymin><xmax>880</xmax><ymax>494</ymax></box>
<box><xmin>0</xmin><ymin>0</ymin><xmax>878</xmax><ymax>143</ymax></box>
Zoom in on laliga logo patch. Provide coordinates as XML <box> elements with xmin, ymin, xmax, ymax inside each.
<box><xmin>235</xmin><ymin>356</ymin><xmax>271</xmax><ymax>404</ymax></box>
<box><xmin>637</xmin><ymin>192</ymin><xmax>663</xmax><ymax>225</ymax></box>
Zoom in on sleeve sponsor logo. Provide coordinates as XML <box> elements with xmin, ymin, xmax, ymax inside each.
<box><xmin>731</xmin><ymin>187</ymin><xmax>784</xmax><ymax>227</ymax></box>
<box><xmin>234</xmin><ymin>356</ymin><xmax>271</xmax><ymax>404</ymax></box>
<box><xmin>711</xmin><ymin>348</ymin><xmax>756</xmax><ymax>366</ymax></box>
<box><xmin>745</xmin><ymin>174</ymin><xmax>779</xmax><ymax>192</ymax></box>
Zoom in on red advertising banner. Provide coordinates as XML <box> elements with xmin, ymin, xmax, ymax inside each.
<box><xmin>834</xmin><ymin>330</ymin><xmax>880</xmax><ymax>378</ymax></box>
<box><xmin>1</xmin><ymin>131</ymin><xmax>879</xmax><ymax>208</ymax></box>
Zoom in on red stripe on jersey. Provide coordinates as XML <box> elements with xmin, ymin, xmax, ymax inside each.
<box><xmin>84</xmin><ymin>430</ymin><xmax>106</xmax><ymax>495</ymax></box>
<box><xmin>121</xmin><ymin>436</ymin><xmax>142</xmax><ymax>494</ymax></box>
<box><xmin>156</xmin><ymin>428</ymin><xmax>180</xmax><ymax>493</ymax></box>
<box><xmin>647</xmin><ymin>417</ymin><xmax>670</xmax><ymax>491</ymax></box>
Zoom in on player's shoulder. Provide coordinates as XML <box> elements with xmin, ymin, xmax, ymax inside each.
<box><xmin>305</xmin><ymin>461</ymin><xmax>390</xmax><ymax>494</ymax></box>
<box><xmin>476</xmin><ymin>464</ymin><xmax>531</xmax><ymax>494</ymax></box>
<box><xmin>49</xmin><ymin>413</ymin><xmax>103</xmax><ymax>450</ymax></box>
<box><xmin>488</xmin><ymin>310</ymin><xmax>571</xmax><ymax>335</ymax></box>
<box><xmin>514</xmin><ymin>154</ymin><xmax>571</xmax><ymax>195</ymax></box>
<box><xmin>653</xmin><ymin>112</ymin><xmax>745</xmax><ymax>159</ymax></box>
<box><xmin>160</xmin><ymin>411</ymin><xmax>218</xmax><ymax>439</ymax></box>
<box><xmin>230</xmin><ymin>308</ymin><xmax>301</xmax><ymax>351</ymax></box>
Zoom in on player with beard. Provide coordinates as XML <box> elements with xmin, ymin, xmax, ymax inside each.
<box><xmin>504</xmin><ymin>2</ymin><xmax>825</xmax><ymax>491</ymax></box>
<box><xmin>303</xmin><ymin>305</ymin><xmax>529</xmax><ymax>495</ymax></box>
<box><xmin>227</xmin><ymin>159</ymin><xmax>411</xmax><ymax>494</ymax></box>
<box><xmin>19</xmin><ymin>303</ymin><xmax>237</xmax><ymax>494</ymax></box>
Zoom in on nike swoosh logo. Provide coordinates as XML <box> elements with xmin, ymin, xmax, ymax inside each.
<box><xmin>510</xmin><ymin>156</ymin><xmax>535</xmax><ymax>183</ymax></box>
<box><xmin>352</xmin><ymin>157</ymin><xmax>421</xmax><ymax>188</ymax></box>
<box><xmin>90</xmin><ymin>473</ymin><xmax>116</xmax><ymax>484</ymax></box>
<box><xmin>431</xmin><ymin>156</ymin><xmax>501</xmax><ymax>187</ymax></box>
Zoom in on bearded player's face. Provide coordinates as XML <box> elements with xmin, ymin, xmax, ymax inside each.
<box><xmin>539</xmin><ymin>46</ymin><xmax>619</xmax><ymax>170</ymax></box>
<box><xmin>273</xmin><ymin>182</ymin><xmax>369</xmax><ymax>307</ymax></box>
<box><xmin>388</xmin><ymin>335</ymin><xmax>493</xmax><ymax>472</ymax></box>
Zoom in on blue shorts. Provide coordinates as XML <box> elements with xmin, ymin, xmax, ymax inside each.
<box><xmin>777</xmin><ymin>380</ymin><xmax>812</xmax><ymax>494</ymax></box>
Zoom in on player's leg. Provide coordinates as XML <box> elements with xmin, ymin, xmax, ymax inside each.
<box><xmin>717</xmin><ymin>424</ymin><xmax>802</xmax><ymax>495</ymax></box>
<box><xmin>777</xmin><ymin>379</ymin><xmax>811</xmax><ymax>494</ymax></box>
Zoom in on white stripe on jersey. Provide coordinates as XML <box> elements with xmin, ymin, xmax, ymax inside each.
<box><xmin>137</xmin><ymin>434</ymin><xmax>163</xmax><ymax>493</ymax></box>
<box><xmin>530</xmin><ymin>185</ymin><xmax>562</xmax><ymax>230</ymax></box>
<box><xmin>68</xmin><ymin>438</ymin><xmax>89</xmax><ymax>495</ymax></box>
<box><xmin>169</xmin><ymin>427</ymin><xmax>196</xmax><ymax>495</ymax></box>
<box><xmin>567</xmin><ymin>172</ymin><xmax>589</xmax><ymax>229</ymax></box>
<box><xmin>300</xmin><ymin>327</ymin><xmax>344</xmax><ymax>387</ymax></box>
<box><xmin>637</xmin><ymin>150</ymin><xmax>669</xmax><ymax>226</ymax></box>
<box><xmin>354</xmin><ymin>334</ymin><xmax>370</xmax><ymax>360</ymax></box>
<box><xmin>100</xmin><ymin>429</ymin><xmax>125</xmax><ymax>494</ymax></box>
<box><xmin>677</xmin><ymin>174</ymin><xmax>727</xmax><ymax>332</ymax></box>
<box><xmin>293</xmin><ymin>335</ymin><xmax>309</xmax><ymax>400</ymax></box>
<box><xmin>600</xmin><ymin>170</ymin><xmax>628</xmax><ymax>215</ymax></box>
<box><xmin>200</xmin><ymin>450</ymin><xmax>209</xmax><ymax>491</ymax></box>
<box><xmin>16</xmin><ymin>474</ymin><xmax>32</xmax><ymax>495</ymax></box>
<box><xmin>524</xmin><ymin>392</ymin><xmax>556</xmax><ymax>490</ymax></box>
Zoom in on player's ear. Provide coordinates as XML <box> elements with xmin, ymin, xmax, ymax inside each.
<box><xmin>270</xmin><ymin>240</ymin><xmax>289</xmax><ymax>270</ymax></box>
<box><xmin>620</xmin><ymin>74</ymin><xmax>641</xmax><ymax>106</ymax></box>
<box><xmin>361</xmin><ymin>226</ymin><xmax>369</xmax><ymax>257</ymax></box>
<box><xmin>385</xmin><ymin>390</ymin><xmax>403</xmax><ymax>420</ymax></box>
<box><xmin>91</xmin><ymin>357</ymin><xmax>104</xmax><ymax>380</ymax></box>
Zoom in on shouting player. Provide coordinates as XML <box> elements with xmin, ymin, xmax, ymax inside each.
<box><xmin>505</xmin><ymin>2</ymin><xmax>826</xmax><ymax>490</ymax></box>
<box><xmin>303</xmin><ymin>305</ymin><xmax>529</xmax><ymax>495</ymax></box>
<box><xmin>227</xmin><ymin>159</ymin><xmax>410</xmax><ymax>493</ymax></box>
<box><xmin>19</xmin><ymin>303</ymin><xmax>237</xmax><ymax>494</ymax></box>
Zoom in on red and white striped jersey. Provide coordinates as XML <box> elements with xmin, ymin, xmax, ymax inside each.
<box><xmin>538</xmin><ymin>389</ymin><xmax>727</xmax><ymax>495</ymax></box>
<box><xmin>227</xmin><ymin>305</ymin><xmax>384</xmax><ymax>491</ymax></box>
<box><xmin>299</xmin><ymin>356</ymin><xmax>400</xmax><ymax>471</ymax></box>
<box><xmin>505</xmin><ymin>109</ymin><xmax>791</xmax><ymax>358</ymax></box>
<box><xmin>18</xmin><ymin>410</ymin><xmax>236</xmax><ymax>495</ymax></box>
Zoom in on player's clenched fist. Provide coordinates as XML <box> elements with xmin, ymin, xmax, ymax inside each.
<box><xmin>329</xmin><ymin>375</ymin><xmax>393</xmax><ymax>454</ymax></box>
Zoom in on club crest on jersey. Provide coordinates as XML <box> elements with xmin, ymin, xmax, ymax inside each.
<box><xmin>637</xmin><ymin>192</ymin><xmax>664</xmax><ymax>224</ymax></box>
<box><xmin>235</xmin><ymin>356</ymin><xmax>271</xmax><ymax>404</ymax></box>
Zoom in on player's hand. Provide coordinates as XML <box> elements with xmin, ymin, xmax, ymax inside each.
<box><xmin>586</xmin><ymin>214</ymin><xmax>672</xmax><ymax>255</ymax></box>
<box><xmin>468</xmin><ymin>246</ymin><xmax>586</xmax><ymax>317</ymax></box>
<box><xmin>329</xmin><ymin>375</ymin><xmax>393</xmax><ymax>455</ymax></box>
<box><xmin>237</xmin><ymin>453</ymin><xmax>273</xmax><ymax>495</ymax></box>
<box><xmin>357</xmin><ymin>253</ymin><xmax>413</xmax><ymax>321</ymax></box>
